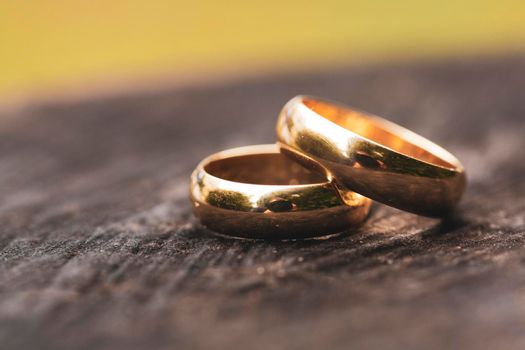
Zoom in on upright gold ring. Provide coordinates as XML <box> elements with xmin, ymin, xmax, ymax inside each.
<box><xmin>277</xmin><ymin>96</ymin><xmax>466</xmax><ymax>217</ymax></box>
<box><xmin>190</xmin><ymin>144</ymin><xmax>372</xmax><ymax>239</ymax></box>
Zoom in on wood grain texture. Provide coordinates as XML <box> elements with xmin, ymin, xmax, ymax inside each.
<box><xmin>1</xmin><ymin>55</ymin><xmax>525</xmax><ymax>350</ymax></box>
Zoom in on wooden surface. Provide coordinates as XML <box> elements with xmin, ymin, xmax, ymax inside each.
<box><xmin>1</xmin><ymin>55</ymin><xmax>525</xmax><ymax>350</ymax></box>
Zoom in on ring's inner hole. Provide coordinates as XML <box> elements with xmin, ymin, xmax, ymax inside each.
<box><xmin>303</xmin><ymin>99</ymin><xmax>455</xmax><ymax>169</ymax></box>
<box><xmin>205</xmin><ymin>153</ymin><xmax>326</xmax><ymax>185</ymax></box>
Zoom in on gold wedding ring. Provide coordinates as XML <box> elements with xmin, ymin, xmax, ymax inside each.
<box><xmin>277</xmin><ymin>96</ymin><xmax>466</xmax><ymax>217</ymax></box>
<box><xmin>190</xmin><ymin>144</ymin><xmax>372</xmax><ymax>239</ymax></box>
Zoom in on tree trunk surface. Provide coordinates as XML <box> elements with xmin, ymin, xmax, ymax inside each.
<box><xmin>1</xmin><ymin>55</ymin><xmax>525</xmax><ymax>350</ymax></box>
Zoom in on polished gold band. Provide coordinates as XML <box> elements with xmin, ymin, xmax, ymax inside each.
<box><xmin>277</xmin><ymin>96</ymin><xmax>466</xmax><ymax>217</ymax></box>
<box><xmin>190</xmin><ymin>144</ymin><xmax>372</xmax><ymax>239</ymax></box>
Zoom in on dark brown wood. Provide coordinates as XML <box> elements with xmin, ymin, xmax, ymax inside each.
<box><xmin>1</xmin><ymin>55</ymin><xmax>525</xmax><ymax>350</ymax></box>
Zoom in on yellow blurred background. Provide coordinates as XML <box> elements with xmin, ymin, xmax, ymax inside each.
<box><xmin>1</xmin><ymin>0</ymin><xmax>525</xmax><ymax>98</ymax></box>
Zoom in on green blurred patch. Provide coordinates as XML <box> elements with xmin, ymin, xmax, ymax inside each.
<box><xmin>1</xmin><ymin>0</ymin><xmax>524</xmax><ymax>95</ymax></box>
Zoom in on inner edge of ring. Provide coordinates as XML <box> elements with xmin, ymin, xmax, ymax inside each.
<box><xmin>301</xmin><ymin>96</ymin><xmax>462</xmax><ymax>172</ymax></box>
<box><xmin>203</xmin><ymin>150</ymin><xmax>328</xmax><ymax>186</ymax></box>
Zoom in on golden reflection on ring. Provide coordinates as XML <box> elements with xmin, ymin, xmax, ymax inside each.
<box><xmin>277</xmin><ymin>96</ymin><xmax>466</xmax><ymax>217</ymax></box>
<box><xmin>190</xmin><ymin>144</ymin><xmax>371</xmax><ymax>239</ymax></box>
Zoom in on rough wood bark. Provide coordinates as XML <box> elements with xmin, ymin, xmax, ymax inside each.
<box><xmin>1</xmin><ymin>55</ymin><xmax>524</xmax><ymax>350</ymax></box>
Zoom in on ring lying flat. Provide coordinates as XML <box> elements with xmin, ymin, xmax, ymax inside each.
<box><xmin>277</xmin><ymin>96</ymin><xmax>466</xmax><ymax>217</ymax></box>
<box><xmin>190</xmin><ymin>144</ymin><xmax>371</xmax><ymax>239</ymax></box>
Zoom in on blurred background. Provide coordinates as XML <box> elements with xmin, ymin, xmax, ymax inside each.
<box><xmin>1</xmin><ymin>0</ymin><xmax>525</xmax><ymax>101</ymax></box>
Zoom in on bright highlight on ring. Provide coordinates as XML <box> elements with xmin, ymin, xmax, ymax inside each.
<box><xmin>276</xmin><ymin>95</ymin><xmax>466</xmax><ymax>217</ymax></box>
<box><xmin>190</xmin><ymin>144</ymin><xmax>372</xmax><ymax>239</ymax></box>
